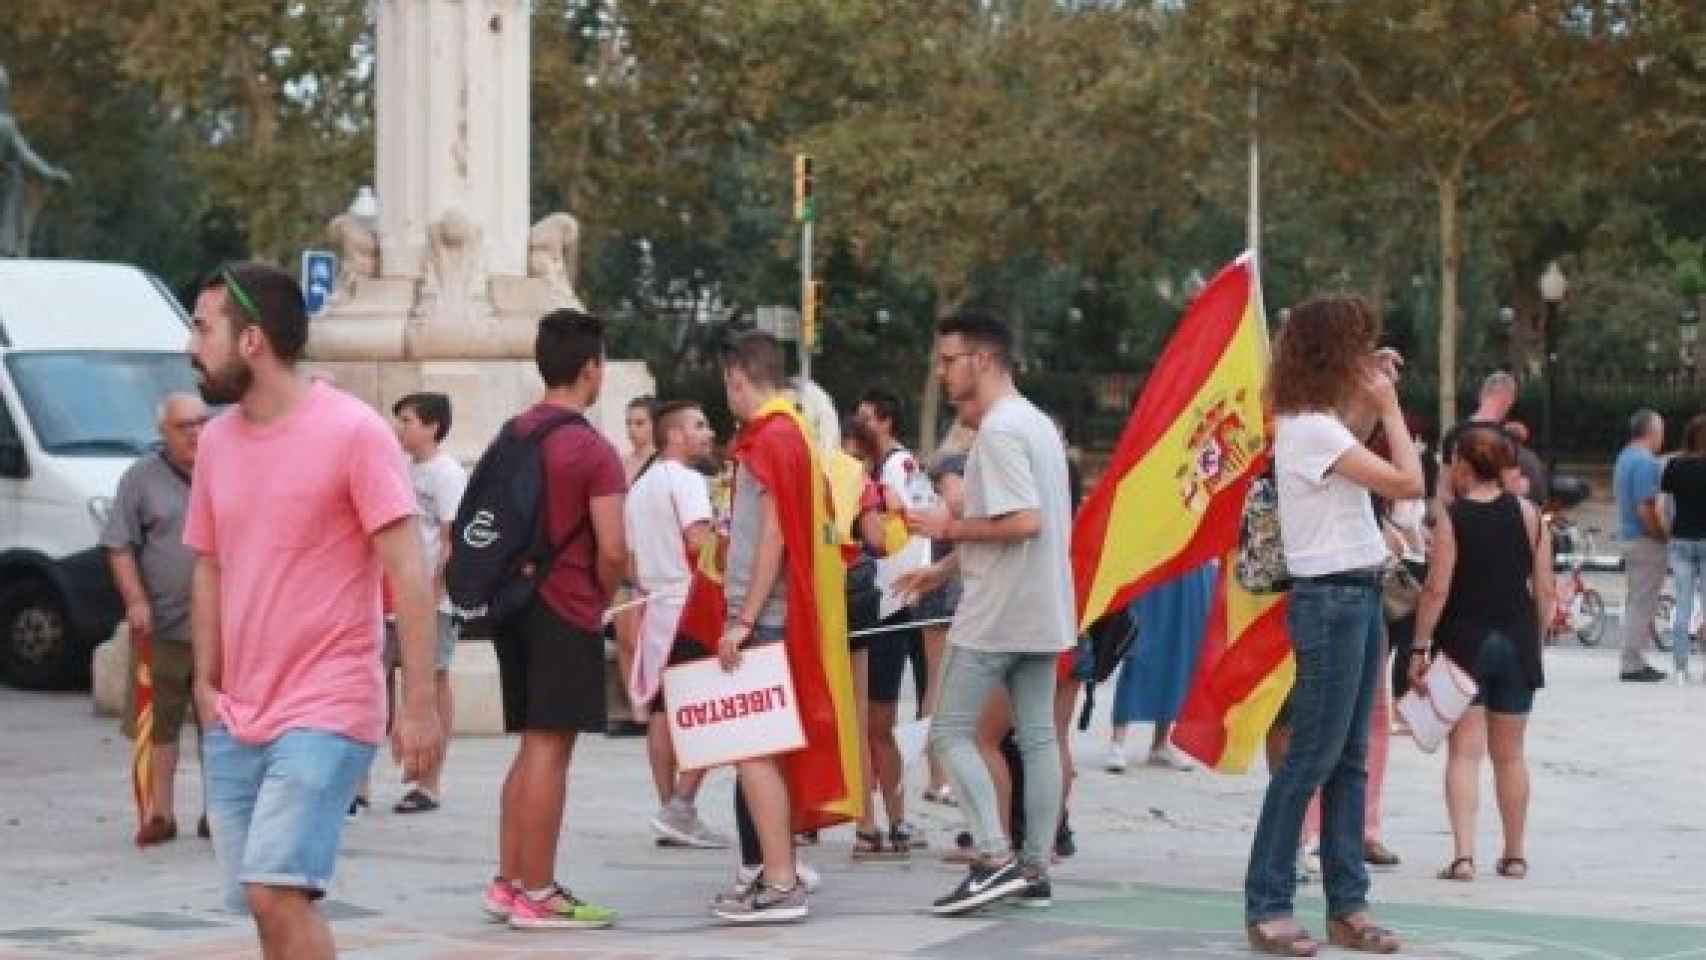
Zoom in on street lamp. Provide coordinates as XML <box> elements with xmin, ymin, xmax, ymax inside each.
<box><xmin>1538</xmin><ymin>262</ymin><xmax>1567</xmax><ymax>471</ymax></box>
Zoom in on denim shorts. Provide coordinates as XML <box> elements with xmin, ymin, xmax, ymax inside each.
<box><xmin>1469</xmin><ymin>630</ymin><xmax>1536</xmax><ymax>715</ymax></box>
<box><xmin>204</xmin><ymin>726</ymin><xmax>376</xmax><ymax>913</ymax></box>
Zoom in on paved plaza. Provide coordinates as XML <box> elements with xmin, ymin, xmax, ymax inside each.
<box><xmin>4</xmin><ymin>635</ymin><xmax>1705</xmax><ymax>959</ymax></box>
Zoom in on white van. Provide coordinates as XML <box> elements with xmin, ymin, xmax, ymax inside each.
<box><xmin>0</xmin><ymin>260</ymin><xmax>195</xmax><ymax>688</ymax></box>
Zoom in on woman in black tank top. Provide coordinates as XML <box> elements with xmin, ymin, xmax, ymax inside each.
<box><xmin>1411</xmin><ymin>425</ymin><xmax>1555</xmax><ymax>884</ymax></box>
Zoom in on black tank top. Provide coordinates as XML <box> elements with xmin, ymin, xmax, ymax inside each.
<box><xmin>1440</xmin><ymin>493</ymin><xmax>1544</xmax><ymax>688</ymax></box>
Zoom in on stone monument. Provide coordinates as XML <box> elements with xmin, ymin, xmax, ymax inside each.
<box><xmin>0</xmin><ymin>64</ymin><xmax>73</xmax><ymax>258</ymax></box>
<box><xmin>307</xmin><ymin>0</ymin><xmax>652</xmax><ymax>465</ymax></box>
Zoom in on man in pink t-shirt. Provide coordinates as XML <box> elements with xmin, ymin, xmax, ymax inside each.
<box><xmin>184</xmin><ymin>262</ymin><xmax>443</xmax><ymax>960</ymax></box>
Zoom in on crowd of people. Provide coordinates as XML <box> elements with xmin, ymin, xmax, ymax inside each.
<box><xmin>106</xmin><ymin>265</ymin><xmax>1684</xmax><ymax>958</ymax></box>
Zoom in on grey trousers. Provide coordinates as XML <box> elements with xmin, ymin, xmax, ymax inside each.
<box><xmin>927</xmin><ymin>645</ymin><xmax>1060</xmax><ymax>869</ymax></box>
<box><xmin>1621</xmin><ymin>537</ymin><xmax>1667</xmax><ymax>673</ymax></box>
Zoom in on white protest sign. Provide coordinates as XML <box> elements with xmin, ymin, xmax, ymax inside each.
<box><xmin>662</xmin><ymin>643</ymin><xmax>805</xmax><ymax>771</ymax></box>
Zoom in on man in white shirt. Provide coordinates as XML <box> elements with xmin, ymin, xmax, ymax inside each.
<box><xmin>625</xmin><ymin>400</ymin><xmax>728</xmax><ymax>848</ymax></box>
<box><xmin>388</xmin><ymin>392</ymin><xmax>468</xmax><ymax>813</ymax></box>
<box><xmin>855</xmin><ymin>388</ymin><xmax>932</xmax><ymax>851</ymax></box>
<box><xmin>899</xmin><ymin>310</ymin><xmax>1075</xmax><ymax>915</ymax></box>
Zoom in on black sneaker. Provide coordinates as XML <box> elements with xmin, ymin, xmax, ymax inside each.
<box><xmin>1621</xmin><ymin>666</ymin><xmax>1667</xmax><ymax>682</ymax></box>
<box><xmin>1016</xmin><ymin>873</ymin><xmax>1052</xmax><ymax>909</ymax></box>
<box><xmin>931</xmin><ymin>857</ymin><xmax>1028</xmax><ymax>916</ymax></box>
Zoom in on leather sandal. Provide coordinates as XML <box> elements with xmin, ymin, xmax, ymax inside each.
<box><xmin>1245</xmin><ymin>922</ymin><xmax>1320</xmax><ymax>957</ymax></box>
<box><xmin>852</xmin><ymin>829</ymin><xmax>904</xmax><ymax>861</ymax></box>
<box><xmin>1496</xmin><ymin>856</ymin><xmax>1528</xmax><ymax>879</ymax></box>
<box><xmin>1436</xmin><ymin>856</ymin><xmax>1474</xmax><ymax>881</ymax></box>
<box><xmin>1326</xmin><ymin>917</ymin><xmax>1401</xmax><ymax>954</ymax></box>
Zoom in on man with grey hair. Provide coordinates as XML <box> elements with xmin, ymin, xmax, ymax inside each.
<box><xmin>1614</xmin><ymin>409</ymin><xmax>1669</xmax><ymax>682</ymax></box>
<box><xmin>103</xmin><ymin>392</ymin><xmax>210</xmax><ymax>844</ymax></box>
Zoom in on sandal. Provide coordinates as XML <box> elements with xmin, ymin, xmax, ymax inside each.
<box><xmin>392</xmin><ymin>788</ymin><xmax>440</xmax><ymax>814</ymax></box>
<box><xmin>1245</xmin><ymin>922</ymin><xmax>1320</xmax><ymax>957</ymax></box>
<box><xmin>888</xmin><ymin>820</ymin><xmax>921</xmax><ymax>854</ymax></box>
<box><xmin>852</xmin><ymin>829</ymin><xmax>903</xmax><ymax>861</ymax></box>
<box><xmin>1496</xmin><ymin>856</ymin><xmax>1528</xmax><ymax>879</ymax></box>
<box><xmin>1436</xmin><ymin>856</ymin><xmax>1474</xmax><ymax>881</ymax></box>
<box><xmin>922</xmin><ymin>785</ymin><xmax>957</xmax><ymax>807</ymax></box>
<box><xmin>1326</xmin><ymin>917</ymin><xmax>1401</xmax><ymax>954</ymax></box>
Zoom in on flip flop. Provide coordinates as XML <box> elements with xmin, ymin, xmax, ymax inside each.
<box><xmin>1435</xmin><ymin>856</ymin><xmax>1474</xmax><ymax>882</ymax></box>
<box><xmin>922</xmin><ymin>785</ymin><xmax>958</xmax><ymax>807</ymax></box>
<box><xmin>1496</xmin><ymin>856</ymin><xmax>1528</xmax><ymax>879</ymax></box>
<box><xmin>393</xmin><ymin>788</ymin><xmax>440</xmax><ymax>814</ymax></box>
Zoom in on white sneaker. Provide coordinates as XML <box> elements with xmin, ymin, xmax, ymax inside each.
<box><xmin>1676</xmin><ymin>669</ymin><xmax>1692</xmax><ymax>686</ymax></box>
<box><xmin>1146</xmin><ymin>748</ymin><xmax>1192</xmax><ymax>771</ymax></box>
<box><xmin>734</xmin><ymin>858</ymin><xmax>821</xmax><ymax>894</ymax></box>
<box><xmin>651</xmin><ymin>803</ymin><xmax>732</xmax><ymax>849</ymax></box>
<box><xmin>1103</xmin><ymin>745</ymin><xmax>1128</xmax><ymax>773</ymax></box>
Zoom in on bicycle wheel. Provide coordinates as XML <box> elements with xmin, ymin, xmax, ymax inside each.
<box><xmin>1654</xmin><ymin>595</ymin><xmax>1675</xmax><ymax>652</ymax></box>
<box><xmin>1575</xmin><ymin>590</ymin><xmax>1607</xmax><ymax>647</ymax></box>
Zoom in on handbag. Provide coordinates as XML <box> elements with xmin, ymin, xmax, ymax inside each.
<box><xmin>1380</xmin><ymin>559</ymin><xmax>1423</xmax><ymax>621</ymax></box>
<box><xmin>1235</xmin><ymin>472</ymin><xmax>1292</xmax><ymax>594</ymax></box>
<box><xmin>1395</xmin><ymin>654</ymin><xmax>1478</xmax><ymax>753</ymax></box>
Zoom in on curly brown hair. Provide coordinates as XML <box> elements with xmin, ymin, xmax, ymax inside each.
<box><xmin>1269</xmin><ymin>295</ymin><xmax>1382</xmax><ymax>416</ymax></box>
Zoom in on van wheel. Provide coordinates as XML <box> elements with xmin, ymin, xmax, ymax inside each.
<box><xmin>0</xmin><ymin>579</ymin><xmax>79</xmax><ymax>689</ymax></box>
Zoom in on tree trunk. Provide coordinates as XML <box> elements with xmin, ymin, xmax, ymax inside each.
<box><xmin>917</xmin><ymin>279</ymin><xmax>966</xmax><ymax>454</ymax></box>
<box><xmin>1436</xmin><ymin>172</ymin><xmax>1461</xmax><ymax>434</ymax></box>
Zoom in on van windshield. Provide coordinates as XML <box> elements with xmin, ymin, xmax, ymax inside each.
<box><xmin>7</xmin><ymin>352</ymin><xmax>197</xmax><ymax>457</ymax></box>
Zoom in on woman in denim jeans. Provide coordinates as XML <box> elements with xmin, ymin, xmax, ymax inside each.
<box><xmin>1244</xmin><ymin>296</ymin><xmax>1423</xmax><ymax>957</ymax></box>
<box><xmin>1660</xmin><ymin>414</ymin><xmax>1706</xmax><ymax>680</ymax></box>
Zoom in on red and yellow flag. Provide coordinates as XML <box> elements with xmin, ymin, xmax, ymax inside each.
<box><xmin>1072</xmin><ymin>252</ymin><xmax>1270</xmax><ymax>631</ymax></box>
<box><xmin>130</xmin><ymin>633</ymin><xmax>156</xmax><ymax>836</ymax></box>
<box><xmin>679</xmin><ymin>397</ymin><xmax>863</xmax><ymax>831</ymax></box>
<box><xmin>1171</xmin><ymin>552</ymin><xmax>1293</xmax><ymax>773</ymax></box>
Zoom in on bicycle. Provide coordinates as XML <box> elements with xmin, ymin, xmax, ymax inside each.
<box><xmin>1653</xmin><ymin>593</ymin><xmax>1703</xmax><ymax>654</ymax></box>
<box><xmin>1547</xmin><ymin>514</ymin><xmax>1608</xmax><ymax>647</ymax></box>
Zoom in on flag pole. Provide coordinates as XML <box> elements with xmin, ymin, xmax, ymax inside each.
<box><xmin>1247</xmin><ymin>84</ymin><xmax>1267</xmax><ymax>334</ymax></box>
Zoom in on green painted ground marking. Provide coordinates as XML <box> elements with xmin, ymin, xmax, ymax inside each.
<box><xmin>1024</xmin><ymin>883</ymin><xmax>1706</xmax><ymax>959</ymax></box>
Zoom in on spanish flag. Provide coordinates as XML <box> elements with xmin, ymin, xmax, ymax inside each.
<box><xmin>1071</xmin><ymin>252</ymin><xmax>1271</xmax><ymax>631</ymax></box>
<box><xmin>680</xmin><ymin>397</ymin><xmax>863</xmax><ymax>831</ymax></box>
<box><xmin>1171</xmin><ymin>551</ymin><xmax>1292</xmax><ymax>773</ymax></box>
<box><xmin>130</xmin><ymin>633</ymin><xmax>156</xmax><ymax>837</ymax></box>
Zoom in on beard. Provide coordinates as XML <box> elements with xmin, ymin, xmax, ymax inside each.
<box><xmin>193</xmin><ymin>355</ymin><xmax>253</xmax><ymax>405</ymax></box>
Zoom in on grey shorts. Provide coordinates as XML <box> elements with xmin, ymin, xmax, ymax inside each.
<box><xmin>383</xmin><ymin>612</ymin><xmax>459</xmax><ymax>672</ymax></box>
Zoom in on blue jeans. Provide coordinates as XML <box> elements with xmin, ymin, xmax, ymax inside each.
<box><xmin>204</xmin><ymin>726</ymin><xmax>376</xmax><ymax>914</ymax></box>
<box><xmin>928</xmin><ymin>646</ymin><xmax>1061</xmax><ymax>869</ymax></box>
<box><xmin>1245</xmin><ymin>576</ymin><xmax>1383</xmax><ymax>923</ymax></box>
<box><xmin>1670</xmin><ymin>539</ymin><xmax>1706</xmax><ymax>672</ymax></box>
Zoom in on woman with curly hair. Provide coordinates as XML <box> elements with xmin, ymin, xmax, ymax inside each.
<box><xmin>1244</xmin><ymin>295</ymin><xmax>1423</xmax><ymax>957</ymax></box>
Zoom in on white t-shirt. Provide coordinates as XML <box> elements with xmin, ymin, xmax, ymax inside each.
<box><xmin>1273</xmin><ymin>413</ymin><xmax>1388</xmax><ymax>577</ymax></box>
<box><xmin>949</xmin><ymin>394</ymin><xmax>1076</xmax><ymax>655</ymax></box>
<box><xmin>624</xmin><ymin>459</ymin><xmax>713</xmax><ymax>595</ymax></box>
<box><xmin>411</xmin><ymin>451</ymin><xmax>468</xmax><ymax>612</ymax></box>
<box><xmin>872</xmin><ymin>445</ymin><xmax>932</xmax><ymax>618</ymax></box>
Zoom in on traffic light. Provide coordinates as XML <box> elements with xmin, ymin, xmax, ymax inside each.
<box><xmin>793</xmin><ymin>154</ymin><xmax>814</xmax><ymax>223</ymax></box>
<box><xmin>802</xmin><ymin>280</ymin><xmax>824</xmax><ymax>350</ymax></box>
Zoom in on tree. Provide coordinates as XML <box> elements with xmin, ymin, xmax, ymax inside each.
<box><xmin>1198</xmin><ymin>1</ymin><xmax>1676</xmax><ymax>431</ymax></box>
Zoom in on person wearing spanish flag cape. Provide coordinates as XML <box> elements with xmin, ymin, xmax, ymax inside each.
<box><xmin>702</xmin><ymin>332</ymin><xmax>861</xmax><ymax>925</ymax></box>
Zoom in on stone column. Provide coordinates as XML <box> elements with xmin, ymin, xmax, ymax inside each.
<box><xmin>375</xmin><ymin>0</ymin><xmax>529</xmax><ymax>281</ymax></box>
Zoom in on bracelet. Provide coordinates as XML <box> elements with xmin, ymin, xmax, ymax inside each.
<box><xmin>1411</xmin><ymin>648</ymin><xmax>1429</xmax><ymax>657</ymax></box>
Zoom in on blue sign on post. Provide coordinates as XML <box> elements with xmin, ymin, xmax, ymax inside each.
<box><xmin>301</xmin><ymin>249</ymin><xmax>338</xmax><ymax>315</ymax></box>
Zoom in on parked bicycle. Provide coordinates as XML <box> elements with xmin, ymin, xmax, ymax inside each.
<box><xmin>1545</xmin><ymin>477</ymin><xmax>1609</xmax><ymax>647</ymax></box>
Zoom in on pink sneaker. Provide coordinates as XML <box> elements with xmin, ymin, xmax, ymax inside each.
<box><xmin>482</xmin><ymin>877</ymin><xmax>518</xmax><ymax>922</ymax></box>
<box><xmin>507</xmin><ymin>883</ymin><xmax>617</xmax><ymax>930</ymax></box>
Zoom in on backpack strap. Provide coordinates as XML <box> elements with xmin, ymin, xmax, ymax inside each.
<box><xmin>522</xmin><ymin>410</ymin><xmax>595</xmax><ymax>577</ymax></box>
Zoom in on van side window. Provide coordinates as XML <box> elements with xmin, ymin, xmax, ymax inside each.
<box><xmin>0</xmin><ymin>398</ymin><xmax>26</xmax><ymax>478</ymax></box>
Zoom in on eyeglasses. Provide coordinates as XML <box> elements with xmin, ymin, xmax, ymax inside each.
<box><xmin>219</xmin><ymin>265</ymin><xmax>261</xmax><ymax>324</ymax></box>
<box><xmin>934</xmin><ymin>351</ymin><xmax>976</xmax><ymax>370</ymax></box>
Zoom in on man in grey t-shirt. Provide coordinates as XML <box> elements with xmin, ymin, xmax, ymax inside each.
<box><xmin>899</xmin><ymin>310</ymin><xmax>1074</xmax><ymax>916</ymax></box>
<box><xmin>101</xmin><ymin>392</ymin><xmax>209</xmax><ymax>846</ymax></box>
